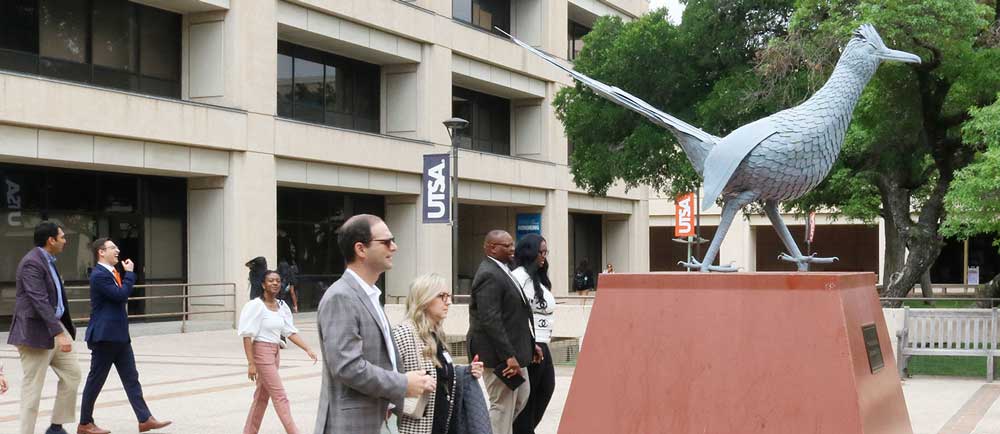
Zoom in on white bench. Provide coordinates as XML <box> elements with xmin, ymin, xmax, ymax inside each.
<box><xmin>895</xmin><ymin>307</ymin><xmax>997</xmax><ymax>381</ymax></box>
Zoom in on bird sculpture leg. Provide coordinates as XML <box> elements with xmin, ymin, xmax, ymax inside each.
<box><xmin>763</xmin><ymin>200</ymin><xmax>838</xmax><ymax>271</ymax></box>
<box><xmin>679</xmin><ymin>190</ymin><xmax>758</xmax><ymax>272</ymax></box>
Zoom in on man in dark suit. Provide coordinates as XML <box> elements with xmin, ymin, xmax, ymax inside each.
<box><xmin>8</xmin><ymin>222</ymin><xmax>81</xmax><ymax>434</ymax></box>
<box><xmin>77</xmin><ymin>238</ymin><xmax>171</xmax><ymax>434</ymax></box>
<box><xmin>467</xmin><ymin>229</ymin><xmax>539</xmax><ymax>434</ymax></box>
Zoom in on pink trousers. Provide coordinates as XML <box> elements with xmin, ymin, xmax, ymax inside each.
<box><xmin>243</xmin><ymin>342</ymin><xmax>299</xmax><ymax>434</ymax></box>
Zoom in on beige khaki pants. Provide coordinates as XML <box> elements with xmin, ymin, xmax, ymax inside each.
<box><xmin>484</xmin><ymin>367</ymin><xmax>530</xmax><ymax>434</ymax></box>
<box><xmin>17</xmin><ymin>344</ymin><xmax>81</xmax><ymax>434</ymax></box>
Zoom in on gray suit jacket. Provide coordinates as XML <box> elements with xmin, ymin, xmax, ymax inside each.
<box><xmin>315</xmin><ymin>273</ymin><xmax>408</xmax><ymax>434</ymax></box>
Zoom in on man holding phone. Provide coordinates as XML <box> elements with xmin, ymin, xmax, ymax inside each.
<box><xmin>77</xmin><ymin>238</ymin><xmax>171</xmax><ymax>434</ymax></box>
<box><xmin>8</xmin><ymin>222</ymin><xmax>81</xmax><ymax>434</ymax></box>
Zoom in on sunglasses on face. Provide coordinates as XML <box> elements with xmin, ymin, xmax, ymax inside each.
<box><xmin>369</xmin><ymin>237</ymin><xmax>395</xmax><ymax>247</ymax></box>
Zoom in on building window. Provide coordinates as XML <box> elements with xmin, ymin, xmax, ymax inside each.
<box><xmin>0</xmin><ymin>163</ymin><xmax>187</xmax><ymax>330</ymax></box>
<box><xmin>277</xmin><ymin>187</ymin><xmax>385</xmax><ymax>311</ymax></box>
<box><xmin>453</xmin><ymin>0</ymin><xmax>510</xmax><ymax>36</ymax></box>
<box><xmin>277</xmin><ymin>41</ymin><xmax>381</xmax><ymax>133</ymax></box>
<box><xmin>568</xmin><ymin>20</ymin><xmax>590</xmax><ymax>60</ymax></box>
<box><xmin>452</xmin><ymin>86</ymin><xmax>510</xmax><ymax>155</ymax></box>
<box><xmin>0</xmin><ymin>0</ymin><xmax>181</xmax><ymax>98</ymax></box>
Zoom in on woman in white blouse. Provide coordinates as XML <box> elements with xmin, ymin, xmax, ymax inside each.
<box><xmin>511</xmin><ymin>234</ymin><xmax>556</xmax><ymax>434</ymax></box>
<box><xmin>238</xmin><ymin>270</ymin><xmax>317</xmax><ymax>434</ymax></box>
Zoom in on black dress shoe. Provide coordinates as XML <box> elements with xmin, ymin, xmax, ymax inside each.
<box><xmin>45</xmin><ymin>427</ymin><xmax>69</xmax><ymax>434</ymax></box>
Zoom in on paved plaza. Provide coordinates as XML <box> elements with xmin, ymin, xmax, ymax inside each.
<box><xmin>0</xmin><ymin>319</ymin><xmax>999</xmax><ymax>434</ymax></box>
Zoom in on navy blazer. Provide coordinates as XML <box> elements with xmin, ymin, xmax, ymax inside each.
<box><xmin>85</xmin><ymin>264</ymin><xmax>136</xmax><ymax>343</ymax></box>
<box><xmin>7</xmin><ymin>247</ymin><xmax>76</xmax><ymax>349</ymax></box>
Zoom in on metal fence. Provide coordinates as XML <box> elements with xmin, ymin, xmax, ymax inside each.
<box><xmin>65</xmin><ymin>282</ymin><xmax>238</xmax><ymax>333</ymax></box>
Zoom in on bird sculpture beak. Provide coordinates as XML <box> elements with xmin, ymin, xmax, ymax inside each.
<box><xmin>879</xmin><ymin>48</ymin><xmax>921</xmax><ymax>64</ymax></box>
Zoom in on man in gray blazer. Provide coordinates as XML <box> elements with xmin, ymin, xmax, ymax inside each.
<box><xmin>315</xmin><ymin>214</ymin><xmax>435</xmax><ymax>434</ymax></box>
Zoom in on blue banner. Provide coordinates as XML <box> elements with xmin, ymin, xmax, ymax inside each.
<box><xmin>422</xmin><ymin>154</ymin><xmax>451</xmax><ymax>223</ymax></box>
<box><xmin>516</xmin><ymin>213</ymin><xmax>542</xmax><ymax>241</ymax></box>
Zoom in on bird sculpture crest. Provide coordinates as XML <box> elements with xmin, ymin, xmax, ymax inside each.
<box><xmin>502</xmin><ymin>24</ymin><xmax>920</xmax><ymax>272</ymax></box>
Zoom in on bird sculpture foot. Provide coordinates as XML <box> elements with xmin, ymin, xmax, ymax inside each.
<box><xmin>678</xmin><ymin>257</ymin><xmax>740</xmax><ymax>273</ymax></box>
<box><xmin>778</xmin><ymin>253</ymin><xmax>839</xmax><ymax>271</ymax></box>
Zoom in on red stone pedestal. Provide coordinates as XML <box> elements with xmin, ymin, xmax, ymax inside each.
<box><xmin>558</xmin><ymin>273</ymin><xmax>911</xmax><ymax>434</ymax></box>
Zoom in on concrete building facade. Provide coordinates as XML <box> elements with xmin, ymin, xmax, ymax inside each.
<box><xmin>0</xmin><ymin>0</ymin><xmax>650</xmax><ymax>326</ymax></box>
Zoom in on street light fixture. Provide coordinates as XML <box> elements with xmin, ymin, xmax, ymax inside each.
<box><xmin>443</xmin><ymin>117</ymin><xmax>468</xmax><ymax>293</ymax></box>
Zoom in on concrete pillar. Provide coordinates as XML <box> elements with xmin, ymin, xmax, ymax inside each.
<box><xmin>185</xmin><ymin>0</ymin><xmax>277</xmax><ymax>114</ymax></box>
<box><xmin>186</xmin><ymin>151</ymin><xmax>275</xmax><ymax>319</ymax></box>
<box><xmin>629</xmin><ymin>190</ymin><xmax>651</xmax><ymax>273</ymax></box>
<box><xmin>603</xmin><ymin>216</ymin><xmax>630</xmax><ymax>273</ymax></box>
<box><xmin>544</xmin><ymin>190</ymin><xmax>570</xmax><ymax>295</ymax></box>
<box><xmin>719</xmin><ymin>215</ymin><xmax>753</xmax><ymax>271</ymax></box>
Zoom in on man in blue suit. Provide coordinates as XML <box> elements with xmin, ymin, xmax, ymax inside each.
<box><xmin>77</xmin><ymin>238</ymin><xmax>171</xmax><ymax>434</ymax></box>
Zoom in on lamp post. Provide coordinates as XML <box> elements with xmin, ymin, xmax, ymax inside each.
<box><xmin>443</xmin><ymin>117</ymin><xmax>469</xmax><ymax>293</ymax></box>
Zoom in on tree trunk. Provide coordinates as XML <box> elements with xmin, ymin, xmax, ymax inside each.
<box><xmin>881</xmin><ymin>213</ymin><xmax>906</xmax><ymax>296</ymax></box>
<box><xmin>920</xmin><ymin>270</ymin><xmax>934</xmax><ymax>305</ymax></box>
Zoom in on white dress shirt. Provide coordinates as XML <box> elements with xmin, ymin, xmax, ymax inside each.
<box><xmin>344</xmin><ymin>268</ymin><xmax>398</xmax><ymax>372</ymax></box>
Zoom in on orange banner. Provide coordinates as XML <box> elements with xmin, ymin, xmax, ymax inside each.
<box><xmin>674</xmin><ymin>192</ymin><xmax>696</xmax><ymax>237</ymax></box>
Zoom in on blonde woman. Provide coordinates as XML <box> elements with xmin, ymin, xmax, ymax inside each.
<box><xmin>391</xmin><ymin>273</ymin><xmax>491</xmax><ymax>434</ymax></box>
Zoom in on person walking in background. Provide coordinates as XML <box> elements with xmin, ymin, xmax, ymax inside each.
<box><xmin>467</xmin><ymin>230</ymin><xmax>539</xmax><ymax>434</ymax></box>
<box><xmin>277</xmin><ymin>260</ymin><xmax>300</xmax><ymax>313</ymax></box>
<box><xmin>239</xmin><ymin>270</ymin><xmax>317</xmax><ymax>434</ymax></box>
<box><xmin>245</xmin><ymin>256</ymin><xmax>268</xmax><ymax>300</ymax></box>
<box><xmin>314</xmin><ymin>214</ymin><xmax>435</xmax><ymax>434</ymax></box>
<box><xmin>511</xmin><ymin>235</ymin><xmax>555</xmax><ymax>434</ymax></box>
<box><xmin>572</xmin><ymin>260</ymin><xmax>595</xmax><ymax>295</ymax></box>
<box><xmin>391</xmin><ymin>273</ymin><xmax>489</xmax><ymax>434</ymax></box>
<box><xmin>8</xmin><ymin>222</ymin><xmax>81</xmax><ymax>434</ymax></box>
<box><xmin>79</xmin><ymin>238</ymin><xmax>171</xmax><ymax>434</ymax></box>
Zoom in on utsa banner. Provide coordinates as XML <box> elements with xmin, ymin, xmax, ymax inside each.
<box><xmin>422</xmin><ymin>153</ymin><xmax>451</xmax><ymax>223</ymax></box>
<box><xmin>674</xmin><ymin>192</ymin><xmax>696</xmax><ymax>237</ymax></box>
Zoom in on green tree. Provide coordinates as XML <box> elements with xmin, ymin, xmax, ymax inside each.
<box><xmin>942</xmin><ymin>97</ymin><xmax>1000</xmax><ymax>294</ymax></box>
<box><xmin>760</xmin><ymin>0</ymin><xmax>999</xmax><ymax>302</ymax></box>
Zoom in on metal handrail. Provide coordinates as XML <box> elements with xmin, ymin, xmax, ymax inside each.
<box><xmin>63</xmin><ymin>282</ymin><xmax>238</xmax><ymax>333</ymax></box>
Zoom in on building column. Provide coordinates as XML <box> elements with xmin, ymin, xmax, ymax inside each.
<box><xmin>719</xmin><ymin>215</ymin><xmax>753</xmax><ymax>271</ymax></box>
<box><xmin>544</xmin><ymin>190</ymin><xmax>570</xmax><ymax>295</ymax></box>
<box><xmin>188</xmin><ymin>151</ymin><xmax>277</xmax><ymax>320</ymax></box>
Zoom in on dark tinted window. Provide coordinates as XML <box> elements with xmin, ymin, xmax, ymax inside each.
<box><xmin>277</xmin><ymin>53</ymin><xmax>294</xmax><ymax>117</ymax></box>
<box><xmin>453</xmin><ymin>0</ymin><xmax>509</xmax><ymax>35</ymax></box>
<box><xmin>0</xmin><ymin>0</ymin><xmax>181</xmax><ymax>99</ymax></box>
<box><xmin>568</xmin><ymin>20</ymin><xmax>590</xmax><ymax>60</ymax></box>
<box><xmin>452</xmin><ymin>86</ymin><xmax>510</xmax><ymax>155</ymax></box>
<box><xmin>277</xmin><ymin>41</ymin><xmax>381</xmax><ymax>133</ymax></box>
<box><xmin>0</xmin><ymin>0</ymin><xmax>39</xmax><ymax>73</ymax></box>
<box><xmin>277</xmin><ymin>187</ymin><xmax>385</xmax><ymax>311</ymax></box>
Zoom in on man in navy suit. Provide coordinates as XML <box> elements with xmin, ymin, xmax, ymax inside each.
<box><xmin>77</xmin><ymin>238</ymin><xmax>171</xmax><ymax>434</ymax></box>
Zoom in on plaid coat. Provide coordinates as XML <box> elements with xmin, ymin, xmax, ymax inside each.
<box><xmin>392</xmin><ymin>320</ymin><xmax>453</xmax><ymax>434</ymax></box>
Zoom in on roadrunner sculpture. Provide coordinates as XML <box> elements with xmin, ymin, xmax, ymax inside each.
<box><xmin>503</xmin><ymin>25</ymin><xmax>920</xmax><ymax>271</ymax></box>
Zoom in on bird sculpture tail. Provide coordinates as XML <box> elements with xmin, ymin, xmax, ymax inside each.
<box><xmin>499</xmin><ymin>29</ymin><xmax>718</xmax><ymax>175</ymax></box>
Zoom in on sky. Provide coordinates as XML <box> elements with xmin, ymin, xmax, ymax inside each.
<box><xmin>649</xmin><ymin>0</ymin><xmax>686</xmax><ymax>24</ymax></box>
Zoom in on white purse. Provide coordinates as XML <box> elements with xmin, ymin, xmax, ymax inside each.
<box><xmin>402</xmin><ymin>392</ymin><xmax>429</xmax><ymax>418</ymax></box>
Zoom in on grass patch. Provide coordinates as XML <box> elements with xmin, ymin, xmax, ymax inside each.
<box><xmin>907</xmin><ymin>355</ymin><xmax>993</xmax><ymax>378</ymax></box>
<box><xmin>901</xmin><ymin>299</ymin><xmax>979</xmax><ymax>308</ymax></box>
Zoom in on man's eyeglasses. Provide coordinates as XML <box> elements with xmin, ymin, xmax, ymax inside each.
<box><xmin>436</xmin><ymin>292</ymin><xmax>452</xmax><ymax>302</ymax></box>
<box><xmin>369</xmin><ymin>237</ymin><xmax>395</xmax><ymax>247</ymax></box>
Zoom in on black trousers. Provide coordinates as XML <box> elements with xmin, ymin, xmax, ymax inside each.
<box><xmin>513</xmin><ymin>342</ymin><xmax>555</xmax><ymax>434</ymax></box>
<box><xmin>80</xmin><ymin>341</ymin><xmax>152</xmax><ymax>424</ymax></box>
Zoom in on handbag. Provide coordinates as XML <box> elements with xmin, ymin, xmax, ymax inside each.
<box><xmin>402</xmin><ymin>392</ymin><xmax>429</xmax><ymax>418</ymax></box>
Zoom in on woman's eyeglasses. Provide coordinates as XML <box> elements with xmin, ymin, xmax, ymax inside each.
<box><xmin>436</xmin><ymin>292</ymin><xmax>452</xmax><ymax>302</ymax></box>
